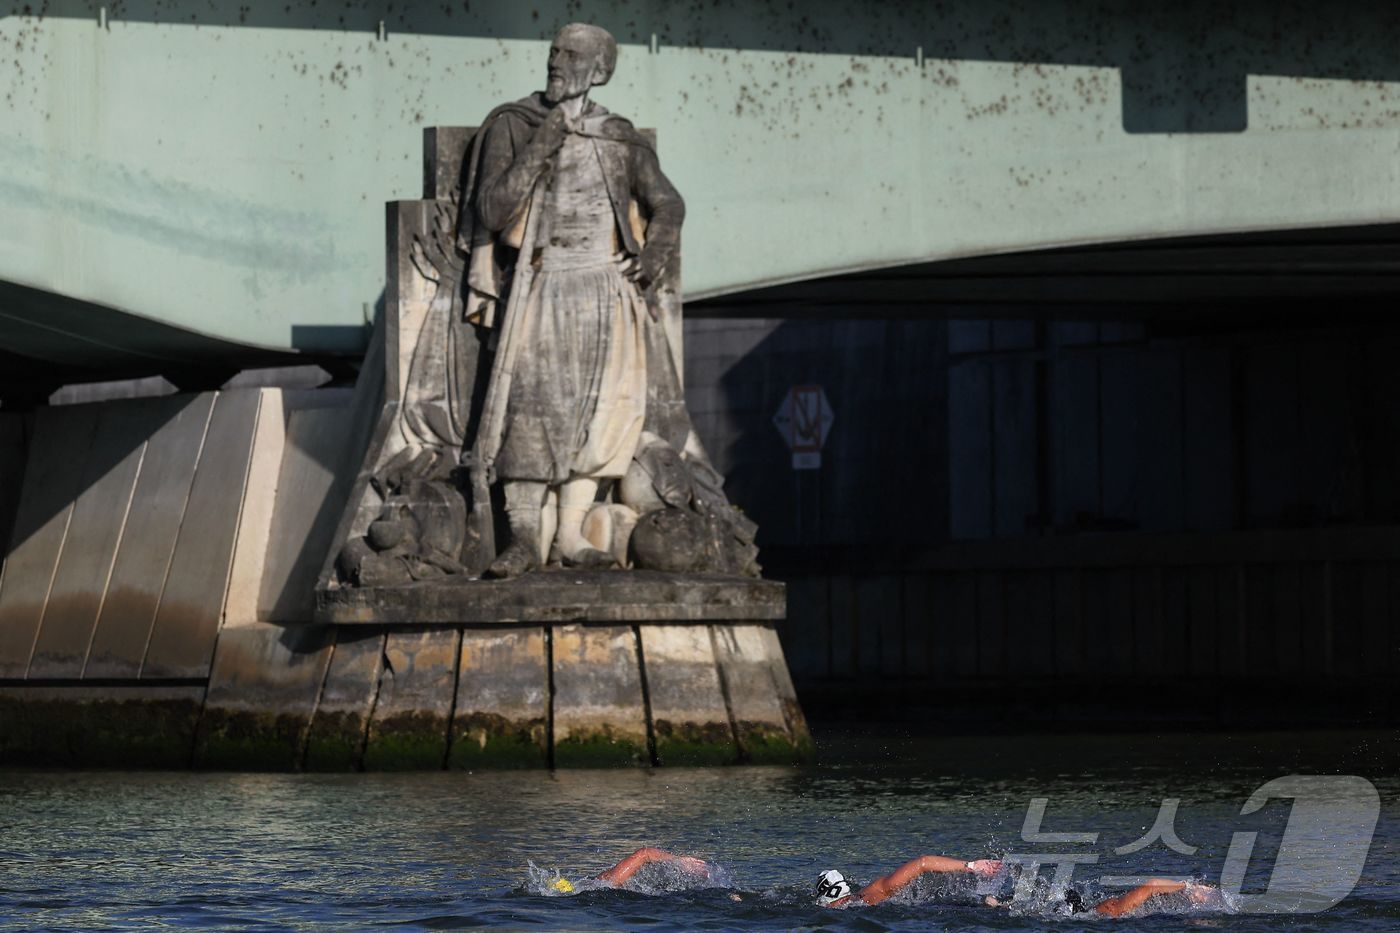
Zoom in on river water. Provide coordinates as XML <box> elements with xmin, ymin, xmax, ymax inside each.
<box><xmin>1</xmin><ymin>728</ymin><xmax>1396</xmax><ymax>930</ymax></box>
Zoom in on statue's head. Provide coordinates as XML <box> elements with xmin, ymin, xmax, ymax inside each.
<box><xmin>545</xmin><ymin>23</ymin><xmax>617</xmax><ymax>103</ymax></box>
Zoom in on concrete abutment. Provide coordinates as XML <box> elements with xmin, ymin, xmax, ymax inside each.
<box><xmin>0</xmin><ymin>389</ymin><xmax>808</xmax><ymax>770</ymax></box>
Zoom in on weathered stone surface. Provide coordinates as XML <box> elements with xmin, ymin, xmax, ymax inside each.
<box><xmin>193</xmin><ymin>623</ymin><xmax>333</xmax><ymax>771</ymax></box>
<box><xmin>142</xmin><ymin>390</ymin><xmax>261</xmax><ymax>678</ymax></box>
<box><xmin>552</xmin><ymin>624</ymin><xmax>650</xmax><ymax>767</ymax></box>
<box><xmin>712</xmin><ymin>624</ymin><xmax>810</xmax><ymax>764</ymax></box>
<box><xmin>363</xmin><ymin>628</ymin><xmax>460</xmax><ymax>770</ymax></box>
<box><xmin>639</xmin><ymin>625</ymin><xmax>737</xmax><ymax>766</ymax></box>
<box><xmin>84</xmin><ymin>393</ymin><xmax>216</xmax><ymax>678</ymax></box>
<box><xmin>316</xmin><ymin>570</ymin><xmax>784</xmax><ymax>624</ymax></box>
<box><xmin>303</xmin><ymin>628</ymin><xmax>384</xmax><ymax>771</ymax></box>
<box><xmin>449</xmin><ymin>628</ymin><xmax>548</xmax><ymax>769</ymax></box>
<box><xmin>0</xmin><ymin>686</ymin><xmax>204</xmax><ymax>768</ymax></box>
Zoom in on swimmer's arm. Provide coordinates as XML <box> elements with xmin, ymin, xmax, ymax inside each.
<box><xmin>1094</xmin><ymin>879</ymin><xmax>1188</xmax><ymax>917</ymax></box>
<box><xmin>596</xmin><ymin>847</ymin><xmax>707</xmax><ymax>886</ymax></box>
<box><xmin>858</xmin><ymin>856</ymin><xmax>1001</xmax><ymax>906</ymax></box>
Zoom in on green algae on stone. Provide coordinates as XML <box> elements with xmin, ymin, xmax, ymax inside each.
<box><xmin>0</xmin><ymin>693</ymin><xmax>200</xmax><ymax>768</ymax></box>
<box><xmin>780</xmin><ymin>698</ymin><xmax>815</xmax><ymax>763</ymax></box>
<box><xmin>651</xmin><ymin>718</ymin><xmax>737</xmax><ymax>766</ymax></box>
<box><xmin>362</xmin><ymin>711</ymin><xmax>449</xmax><ymax>771</ymax></box>
<box><xmin>448</xmin><ymin>713</ymin><xmax>547</xmax><ymax>769</ymax></box>
<box><xmin>193</xmin><ymin>709</ymin><xmax>306</xmax><ymax>771</ymax></box>
<box><xmin>554</xmin><ymin>726</ymin><xmax>648</xmax><ymax>768</ymax></box>
<box><xmin>302</xmin><ymin>708</ymin><xmax>369</xmax><ymax>771</ymax></box>
<box><xmin>735</xmin><ymin>721</ymin><xmax>804</xmax><ymax>765</ymax></box>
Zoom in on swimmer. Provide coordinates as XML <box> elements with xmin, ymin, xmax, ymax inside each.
<box><xmin>549</xmin><ymin>847</ymin><xmax>710</xmax><ymax>893</ymax></box>
<box><xmin>816</xmin><ymin>859</ymin><xmax>1217</xmax><ymax>918</ymax></box>
<box><xmin>814</xmin><ymin>856</ymin><xmax>1004</xmax><ymax>907</ymax></box>
<box><xmin>1023</xmin><ymin>878</ymin><xmax>1216</xmax><ymax>918</ymax></box>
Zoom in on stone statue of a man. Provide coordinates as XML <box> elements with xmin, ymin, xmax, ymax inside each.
<box><xmin>459</xmin><ymin>24</ymin><xmax>686</xmax><ymax>579</ymax></box>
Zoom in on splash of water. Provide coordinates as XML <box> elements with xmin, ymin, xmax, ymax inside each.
<box><xmin>988</xmin><ymin>871</ymin><xmax>1238</xmax><ymax>921</ymax></box>
<box><xmin>524</xmin><ymin>859</ymin><xmax>734</xmax><ymax>898</ymax></box>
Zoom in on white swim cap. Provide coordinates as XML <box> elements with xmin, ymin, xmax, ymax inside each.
<box><xmin>815</xmin><ymin>869</ymin><xmax>851</xmax><ymax>905</ymax></box>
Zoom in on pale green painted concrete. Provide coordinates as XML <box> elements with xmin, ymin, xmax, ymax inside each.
<box><xmin>3</xmin><ymin>2</ymin><xmax>1400</xmax><ymax>355</ymax></box>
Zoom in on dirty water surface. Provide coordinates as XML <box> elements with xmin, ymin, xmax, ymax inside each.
<box><xmin>0</xmin><ymin>728</ymin><xmax>1396</xmax><ymax>930</ymax></box>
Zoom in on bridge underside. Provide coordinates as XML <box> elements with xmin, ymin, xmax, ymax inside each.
<box><xmin>691</xmin><ymin>221</ymin><xmax>1400</xmax><ymax>321</ymax></box>
<box><xmin>6</xmin><ymin>220</ymin><xmax>1397</xmax><ymax>404</ymax></box>
<box><xmin>0</xmin><ymin>280</ymin><xmax>327</xmax><ymax>405</ymax></box>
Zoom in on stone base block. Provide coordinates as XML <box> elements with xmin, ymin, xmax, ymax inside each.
<box><xmin>363</xmin><ymin>629</ymin><xmax>460</xmax><ymax>770</ymax></box>
<box><xmin>0</xmin><ymin>686</ymin><xmax>205</xmax><ymax>768</ymax></box>
<box><xmin>303</xmin><ymin>628</ymin><xmax>385</xmax><ymax>771</ymax></box>
<box><xmin>0</xmin><ymin>622</ymin><xmax>809</xmax><ymax>770</ymax></box>
<box><xmin>642</xmin><ymin>626</ymin><xmax>737</xmax><ymax>766</ymax></box>
<box><xmin>714</xmin><ymin>625</ymin><xmax>813</xmax><ymax>764</ymax></box>
<box><xmin>193</xmin><ymin>624</ymin><xmax>332</xmax><ymax>770</ymax></box>
<box><xmin>552</xmin><ymin>625</ymin><xmax>651</xmax><ymax>767</ymax></box>
<box><xmin>449</xmin><ymin>628</ymin><xmax>549</xmax><ymax>769</ymax></box>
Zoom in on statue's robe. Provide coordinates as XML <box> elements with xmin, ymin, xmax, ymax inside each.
<box><xmin>458</xmin><ymin>93</ymin><xmax>688</xmax><ymax>483</ymax></box>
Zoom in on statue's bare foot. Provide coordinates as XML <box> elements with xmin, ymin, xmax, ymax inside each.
<box><xmin>562</xmin><ymin>547</ymin><xmax>616</xmax><ymax>570</ymax></box>
<box><xmin>484</xmin><ymin>540</ymin><xmax>539</xmax><ymax>579</ymax></box>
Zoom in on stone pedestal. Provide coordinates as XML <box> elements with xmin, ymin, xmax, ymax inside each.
<box><xmin>307</xmin><ymin>571</ymin><xmax>808</xmax><ymax>768</ymax></box>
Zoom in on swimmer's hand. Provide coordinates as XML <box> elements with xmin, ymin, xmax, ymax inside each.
<box><xmin>968</xmin><ymin>859</ymin><xmax>1002</xmax><ymax>877</ymax></box>
<box><xmin>677</xmin><ymin>856</ymin><xmax>710</xmax><ymax>877</ymax></box>
<box><xmin>1184</xmin><ymin>881</ymin><xmax>1213</xmax><ymax>905</ymax></box>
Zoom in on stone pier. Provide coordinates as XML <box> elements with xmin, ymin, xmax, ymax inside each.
<box><xmin>0</xmin><ymin>117</ymin><xmax>810</xmax><ymax>769</ymax></box>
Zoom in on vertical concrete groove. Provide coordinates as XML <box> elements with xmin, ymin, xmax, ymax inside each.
<box><xmin>78</xmin><ymin>440</ymin><xmax>149</xmax><ymax>678</ymax></box>
<box><xmin>298</xmin><ymin>634</ymin><xmax>338</xmax><ymax>772</ymax></box>
<box><xmin>137</xmin><ymin>395</ymin><xmax>218</xmax><ymax>677</ymax></box>
<box><xmin>187</xmin><ymin>675</ymin><xmax>214</xmax><ymax>769</ymax></box>
<box><xmin>633</xmin><ymin>625</ymin><xmax>659</xmax><ymax>767</ymax></box>
<box><xmin>544</xmin><ymin>627</ymin><xmax>556</xmax><ymax>770</ymax></box>
<box><xmin>439</xmin><ymin>627</ymin><xmax>465</xmax><ymax>771</ymax></box>
<box><xmin>355</xmin><ymin>631</ymin><xmax>389</xmax><ymax>771</ymax></box>
<box><xmin>23</xmin><ymin>501</ymin><xmax>80</xmax><ymax>680</ymax></box>
<box><xmin>708</xmin><ymin>624</ymin><xmax>743</xmax><ymax>762</ymax></box>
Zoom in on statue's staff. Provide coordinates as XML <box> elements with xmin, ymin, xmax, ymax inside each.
<box><xmin>465</xmin><ymin>175</ymin><xmax>547</xmax><ymax>567</ymax></box>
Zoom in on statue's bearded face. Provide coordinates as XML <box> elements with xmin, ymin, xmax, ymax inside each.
<box><xmin>545</xmin><ymin>29</ymin><xmax>605</xmax><ymax>102</ymax></box>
